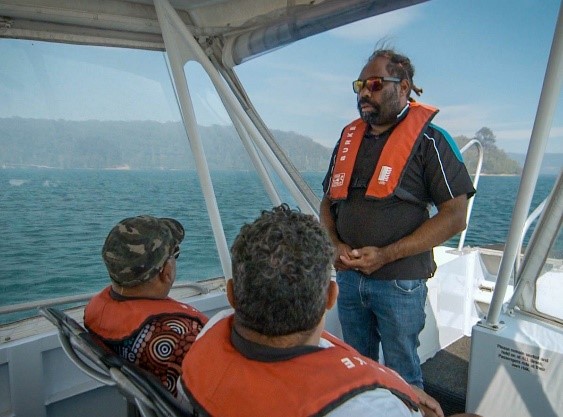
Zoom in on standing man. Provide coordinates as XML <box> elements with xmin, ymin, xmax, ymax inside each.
<box><xmin>320</xmin><ymin>48</ymin><xmax>475</xmax><ymax>389</ymax></box>
<box><xmin>84</xmin><ymin>215</ymin><xmax>208</xmax><ymax>397</ymax></box>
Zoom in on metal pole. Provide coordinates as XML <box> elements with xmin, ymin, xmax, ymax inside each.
<box><xmin>154</xmin><ymin>0</ymin><xmax>232</xmax><ymax>279</ymax></box>
<box><xmin>486</xmin><ymin>1</ymin><xmax>563</xmax><ymax>327</ymax></box>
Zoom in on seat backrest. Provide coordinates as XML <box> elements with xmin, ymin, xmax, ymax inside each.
<box><xmin>39</xmin><ymin>306</ymin><xmax>192</xmax><ymax>417</ymax></box>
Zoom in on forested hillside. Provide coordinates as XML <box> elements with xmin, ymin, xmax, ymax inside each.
<box><xmin>0</xmin><ymin>118</ymin><xmax>332</xmax><ymax>171</ymax></box>
<box><xmin>0</xmin><ymin>118</ymin><xmax>527</xmax><ymax>174</ymax></box>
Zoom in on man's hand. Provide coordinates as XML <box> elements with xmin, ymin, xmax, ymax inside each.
<box><xmin>410</xmin><ymin>385</ymin><xmax>444</xmax><ymax>417</ymax></box>
<box><xmin>338</xmin><ymin>246</ymin><xmax>393</xmax><ymax>275</ymax></box>
<box><xmin>333</xmin><ymin>242</ymin><xmax>356</xmax><ymax>270</ymax></box>
<box><xmin>337</xmin><ymin>194</ymin><xmax>470</xmax><ymax>276</ymax></box>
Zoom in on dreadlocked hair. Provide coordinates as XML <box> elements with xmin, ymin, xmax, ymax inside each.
<box><xmin>368</xmin><ymin>48</ymin><xmax>423</xmax><ymax>100</ymax></box>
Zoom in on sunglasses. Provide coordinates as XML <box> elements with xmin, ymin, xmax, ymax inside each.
<box><xmin>352</xmin><ymin>77</ymin><xmax>401</xmax><ymax>94</ymax></box>
<box><xmin>159</xmin><ymin>246</ymin><xmax>180</xmax><ymax>273</ymax></box>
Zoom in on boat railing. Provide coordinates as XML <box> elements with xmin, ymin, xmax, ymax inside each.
<box><xmin>0</xmin><ymin>282</ymin><xmax>210</xmax><ymax>316</ymax></box>
<box><xmin>458</xmin><ymin>139</ymin><xmax>484</xmax><ymax>251</ymax></box>
<box><xmin>515</xmin><ymin>197</ymin><xmax>548</xmax><ymax>274</ymax></box>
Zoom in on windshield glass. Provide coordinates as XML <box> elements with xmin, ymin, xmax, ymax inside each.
<box><xmin>0</xmin><ymin>41</ymin><xmax>241</xmax><ymax>322</ymax></box>
<box><xmin>0</xmin><ymin>39</ymin><xmax>326</xmax><ymax>324</ymax></box>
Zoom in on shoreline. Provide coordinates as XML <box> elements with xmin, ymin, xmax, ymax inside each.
<box><xmin>0</xmin><ymin>165</ymin><xmax>557</xmax><ymax>177</ymax></box>
<box><xmin>478</xmin><ymin>173</ymin><xmax>520</xmax><ymax>177</ymax></box>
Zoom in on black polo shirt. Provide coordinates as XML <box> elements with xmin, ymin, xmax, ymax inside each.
<box><xmin>323</xmin><ymin>117</ymin><xmax>475</xmax><ymax>279</ymax></box>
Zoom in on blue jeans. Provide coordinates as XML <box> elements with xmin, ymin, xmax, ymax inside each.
<box><xmin>336</xmin><ymin>269</ymin><xmax>427</xmax><ymax>388</ymax></box>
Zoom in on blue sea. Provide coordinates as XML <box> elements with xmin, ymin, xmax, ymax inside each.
<box><xmin>0</xmin><ymin>169</ymin><xmax>559</xmax><ymax>323</ymax></box>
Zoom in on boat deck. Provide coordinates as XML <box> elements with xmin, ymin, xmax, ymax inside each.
<box><xmin>422</xmin><ymin>336</ymin><xmax>471</xmax><ymax>415</ymax></box>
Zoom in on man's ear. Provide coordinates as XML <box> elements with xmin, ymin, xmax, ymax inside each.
<box><xmin>400</xmin><ymin>78</ymin><xmax>411</xmax><ymax>98</ymax></box>
<box><xmin>326</xmin><ymin>280</ymin><xmax>339</xmax><ymax>310</ymax></box>
<box><xmin>158</xmin><ymin>261</ymin><xmax>173</xmax><ymax>285</ymax></box>
<box><xmin>226</xmin><ymin>279</ymin><xmax>236</xmax><ymax>308</ymax></box>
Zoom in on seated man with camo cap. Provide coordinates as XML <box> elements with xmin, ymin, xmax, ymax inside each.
<box><xmin>84</xmin><ymin>215</ymin><xmax>208</xmax><ymax>398</ymax></box>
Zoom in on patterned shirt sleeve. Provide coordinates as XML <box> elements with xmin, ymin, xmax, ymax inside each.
<box><xmin>111</xmin><ymin>314</ymin><xmax>204</xmax><ymax>397</ymax></box>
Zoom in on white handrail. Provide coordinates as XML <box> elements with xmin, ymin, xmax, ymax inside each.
<box><xmin>515</xmin><ymin>198</ymin><xmax>548</xmax><ymax>274</ymax></box>
<box><xmin>458</xmin><ymin>139</ymin><xmax>484</xmax><ymax>250</ymax></box>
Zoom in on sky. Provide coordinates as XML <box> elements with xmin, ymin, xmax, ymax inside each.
<box><xmin>0</xmin><ymin>0</ymin><xmax>561</xmax><ymax>154</ymax></box>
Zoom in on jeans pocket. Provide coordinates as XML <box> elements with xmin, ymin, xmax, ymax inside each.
<box><xmin>393</xmin><ymin>279</ymin><xmax>424</xmax><ymax>293</ymax></box>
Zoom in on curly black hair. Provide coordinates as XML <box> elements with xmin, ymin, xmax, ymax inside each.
<box><xmin>230</xmin><ymin>204</ymin><xmax>334</xmax><ymax>337</ymax></box>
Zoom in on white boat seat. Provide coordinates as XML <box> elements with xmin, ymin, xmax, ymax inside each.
<box><xmin>39</xmin><ymin>306</ymin><xmax>193</xmax><ymax>417</ymax></box>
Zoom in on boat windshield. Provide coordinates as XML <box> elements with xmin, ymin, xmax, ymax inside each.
<box><xmin>0</xmin><ymin>39</ymin><xmax>317</xmax><ymax>324</ymax></box>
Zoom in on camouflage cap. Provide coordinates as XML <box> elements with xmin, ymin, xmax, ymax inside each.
<box><xmin>102</xmin><ymin>215</ymin><xmax>185</xmax><ymax>287</ymax></box>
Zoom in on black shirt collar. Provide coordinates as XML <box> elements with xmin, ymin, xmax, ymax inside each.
<box><xmin>230</xmin><ymin>326</ymin><xmax>323</xmax><ymax>363</ymax></box>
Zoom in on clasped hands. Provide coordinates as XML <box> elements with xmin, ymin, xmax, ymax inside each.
<box><xmin>334</xmin><ymin>242</ymin><xmax>392</xmax><ymax>275</ymax></box>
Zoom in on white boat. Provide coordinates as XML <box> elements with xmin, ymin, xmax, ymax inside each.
<box><xmin>0</xmin><ymin>1</ymin><xmax>561</xmax><ymax>416</ymax></box>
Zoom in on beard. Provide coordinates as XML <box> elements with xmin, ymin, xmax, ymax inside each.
<box><xmin>357</xmin><ymin>86</ymin><xmax>402</xmax><ymax>126</ymax></box>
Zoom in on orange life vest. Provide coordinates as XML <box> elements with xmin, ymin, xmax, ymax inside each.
<box><xmin>181</xmin><ymin>316</ymin><xmax>420</xmax><ymax>417</ymax></box>
<box><xmin>328</xmin><ymin>102</ymin><xmax>438</xmax><ymax>200</ymax></box>
<box><xmin>84</xmin><ymin>286</ymin><xmax>207</xmax><ymax>340</ymax></box>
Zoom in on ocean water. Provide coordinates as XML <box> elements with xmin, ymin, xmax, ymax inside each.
<box><xmin>0</xmin><ymin>169</ymin><xmax>559</xmax><ymax>322</ymax></box>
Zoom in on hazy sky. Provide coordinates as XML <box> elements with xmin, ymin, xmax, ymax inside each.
<box><xmin>0</xmin><ymin>0</ymin><xmax>561</xmax><ymax>154</ymax></box>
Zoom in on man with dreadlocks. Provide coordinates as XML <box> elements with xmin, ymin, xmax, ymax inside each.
<box><xmin>320</xmin><ymin>47</ymin><xmax>475</xmax><ymax>389</ymax></box>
